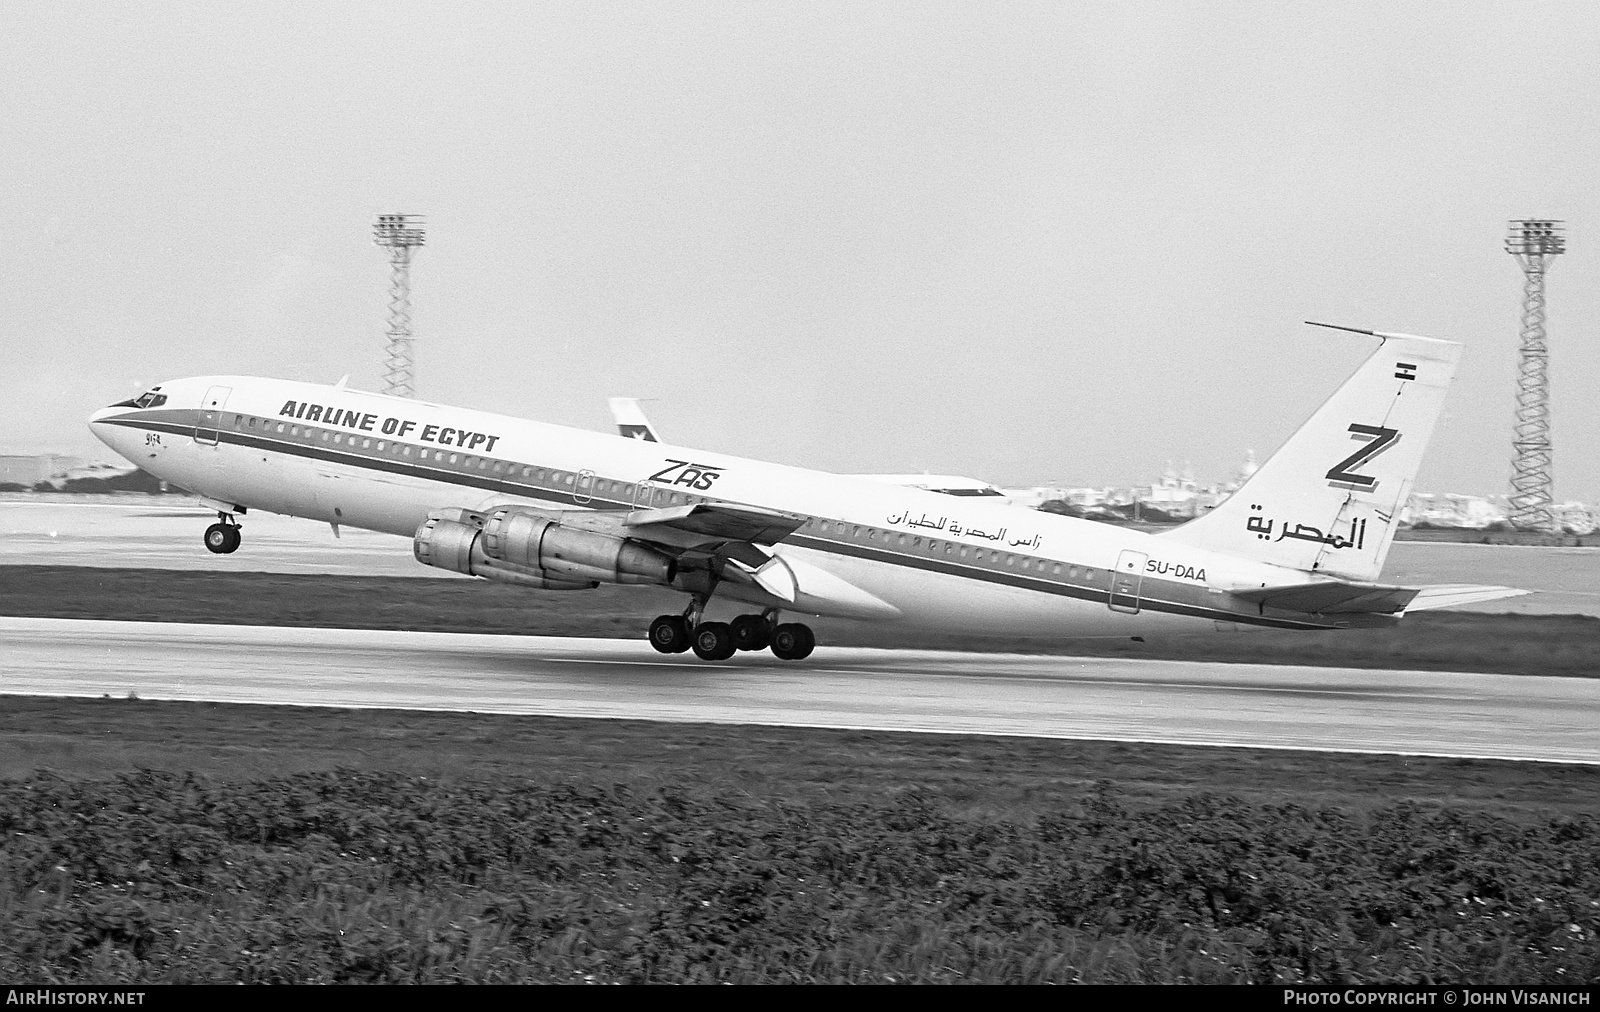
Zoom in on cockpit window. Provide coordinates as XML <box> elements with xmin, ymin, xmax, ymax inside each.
<box><xmin>111</xmin><ymin>391</ymin><xmax>168</xmax><ymax>409</ymax></box>
<box><xmin>108</xmin><ymin>386</ymin><xmax>165</xmax><ymax>409</ymax></box>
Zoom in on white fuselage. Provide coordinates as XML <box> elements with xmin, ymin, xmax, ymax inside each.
<box><xmin>90</xmin><ymin>375</ymin><xmax>1335</xmax><ymax>638</ymax></box>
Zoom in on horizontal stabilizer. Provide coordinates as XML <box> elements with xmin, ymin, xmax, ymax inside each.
<box><xmin>1404</xmin><ymin>584</ymin><xmax>1530</xmax><ymax>612</ymax></box>
<box><xmin>1233</xmin><ymin>580</ymin><xmax>1528</xmax><ymax>615</ymax></box>
<box><xmin>1232</xmin><ymin>581</ymin><xmax>1420</xmax><ymax>615</ymax></box>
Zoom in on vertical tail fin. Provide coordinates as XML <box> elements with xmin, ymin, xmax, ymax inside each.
<box><xmin>608</xmin><ymin>397</ymin><xmax>661</xmax><ymax>442</ymax></box>
<box><xmin>1161</xmin><ymin>326</ymin><xmax>1462</xmax><ymax>581</ymax></box>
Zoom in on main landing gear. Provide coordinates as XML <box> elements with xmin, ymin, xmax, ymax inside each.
<box><xmin>202</xmin><ymin>513</ymin><xmax>242</xmax><ymax>555</ymax></box>
<box><xmin>648</xmin><ymin>604</ymin><xmax>815</xmax><ymax>662</ymax></box>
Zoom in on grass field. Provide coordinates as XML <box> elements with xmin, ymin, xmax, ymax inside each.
<box><xmin>3</xmin><ymin>565</ymin><xmax>1597</xmax><ymax>677</ymax></box>
<box><xmin>2</xmin><ymin>565</ymin><xmax>1597</xmax><ymax>982</ymax></box>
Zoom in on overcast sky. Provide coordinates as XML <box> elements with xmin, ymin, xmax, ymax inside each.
<box><xmin>4</xmin><ymin>2</ymin><xmax>1597</xmax><ymax>501</ymax></box>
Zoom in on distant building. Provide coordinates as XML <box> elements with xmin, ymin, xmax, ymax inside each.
<box><xmin>1402</xmin><ymin>493</ymin><xmax>1507</xmax><ymax>529</ymax></box>
<box><xmin>1552</xmin><ymin>501</ymin><xmax>1598</xmax><ymax>535</ymax></box>
<box><xmin>1016</xmin><ymin>451</ymin><xmax>1600</xmax><ymax>535</ymax></box>
<box><xmin>0</xmin><ymin>455</ymin><xmax>84</xmax><ymax>487</ymax></box>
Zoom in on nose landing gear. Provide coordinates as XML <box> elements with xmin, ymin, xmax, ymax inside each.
<box><xmin>203</xmin><ymin>513</ymin><xmax>242</xmax><ymax>555</ymax></box>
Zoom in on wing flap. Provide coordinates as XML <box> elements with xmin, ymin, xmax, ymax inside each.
<box><xmin>721</xmin><ymin>551</ymin><xmax>901</xmax><ymax>619</ymax></box>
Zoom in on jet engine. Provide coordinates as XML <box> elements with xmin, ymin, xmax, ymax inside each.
<box><xmin>481</xmin><ymin>507</ymin><xmax>676</xmax><ymax>585</ymax></box>
<box><xmin>413</xmin><ymin>507</ymin><xmax>676</xmax><ymax>590</ymax></box>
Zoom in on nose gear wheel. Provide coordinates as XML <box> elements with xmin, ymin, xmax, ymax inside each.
<box><xmin>203</xmin><ymin>516</ymin><xmax>241</xmax><ymax>555</ymax></box>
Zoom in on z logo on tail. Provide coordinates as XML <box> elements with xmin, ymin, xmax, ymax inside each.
<box><xmin>1325</xmin><ymin>424</ymin><xmax>1400</xmax><ymax>491</ymax></box>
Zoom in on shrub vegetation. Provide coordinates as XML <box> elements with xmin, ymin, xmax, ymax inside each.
<box><xmin>1</xmin><ymin>770</ymin><xmax>1595</xmax><ymax>983</ymax></box>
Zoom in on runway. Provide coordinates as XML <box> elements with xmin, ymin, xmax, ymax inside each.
<box><xmin>3</xmin><ymin>616</ymin><xmax>1596</xmax><ymax>764</ymax></box>
<box><xmin>3</xmin><ymin>495</ymin><xmax>434</xmax><ymax>577</ymax></box>
<box><xmin>6</xmin><ymin>496</ymin><xmax>1595</xmax><ymax>614</ymax></box>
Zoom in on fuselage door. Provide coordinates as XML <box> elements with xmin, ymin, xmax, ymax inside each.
<box><xmin>195</xmin><ymin>385</ymin><xmax>232</xmax><ymax>446</ymax></box>
<box><xmin>1109</xmin><ymin>550</ymin><xmax>1147</xmax><ymax>614</ymax></box>
<box><xmin>573</xmin><ymin>468</ymin><xmax>596</xmax><ymax>505</ymax></box>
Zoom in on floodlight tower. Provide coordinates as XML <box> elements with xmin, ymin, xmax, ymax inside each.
<box><xmin>373</xmin><ymin>214</ymin><xmax>426</xmax><ymax>398</ymax></box>
<box><xmin>1503</xmin><ymin>219</ymin><xmax>1565</xmax><ymax>532</ymax></box>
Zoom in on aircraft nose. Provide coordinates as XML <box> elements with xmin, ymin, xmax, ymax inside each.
<box><xmin>87</xmin><ymin>406</ymin><xmax>124</xmax><ymax>448</ymax></box>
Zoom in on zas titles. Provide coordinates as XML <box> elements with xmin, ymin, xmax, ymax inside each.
<box><xmin>279</xmin><ymin>401</ymin><xmax>501</xmax><ymax>453</ymax></box>
<box><xmin>647</xmin><ymin>458</ymin><xmax>724</xmax><ymax>491</ymax></box>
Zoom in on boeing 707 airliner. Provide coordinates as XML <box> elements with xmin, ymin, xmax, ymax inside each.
<box><xmin>88</xmin><ymin>324</ymin><xmax>1522</xmax><ymax>661</ymax></box>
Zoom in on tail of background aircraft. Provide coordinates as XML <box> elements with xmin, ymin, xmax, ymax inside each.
<box><xmin>608</xmin><ymin>398</ymin><xmax>660</xmax><ymax>442</ymax></box>
<box><xmin>1161</xmin><ymin>325</ymin><xmax>1462</xmax><ymax>583</ymax></box>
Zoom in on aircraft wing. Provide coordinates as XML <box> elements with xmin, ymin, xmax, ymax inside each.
<box><xmin>623</xmin><ymin>502</ymin><xmax>806</xmax><ymax>548</ymax></box>
<box><xmin>1233</xmin><ymin>580</ymin><xmax>1527</xmax><ymax>615</ymax></box>
<box><xmin>621</xmin><ymin>504</ymin><xmax>897</xmax><ymax>618</ymax></box>
<box><xmin>477</xmin><ymin>500</ymin><xmax>893</xmax><ymax>618</ymax></box>
<box><xmin>498</xmin><ymin>501</ymin><xmax>804</xmax><ymax>550</ymax></box>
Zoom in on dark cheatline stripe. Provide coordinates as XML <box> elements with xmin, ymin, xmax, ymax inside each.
<box><xmin>100</xmin><ymin>412</ymin><xmax>1335</xmax><ymax>630</ymax></box>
